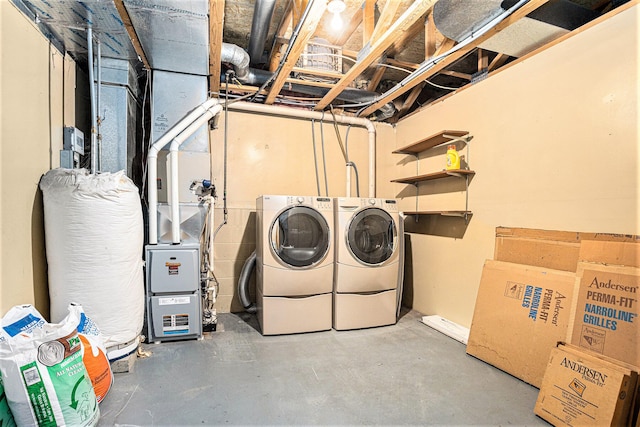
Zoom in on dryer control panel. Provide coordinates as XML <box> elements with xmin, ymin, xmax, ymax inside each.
<box><xmin>357</xmin><ymin>198</ymin><xmax>398</xmax><ymax>212</ymax></box>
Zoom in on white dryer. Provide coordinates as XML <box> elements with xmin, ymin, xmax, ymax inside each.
<box><xmin>256</xmin><ymin>195</ymin><xmax>334</xmax><ymax>335</ymax></box>
<box><xmin>333</xmin><ymin>197</ymin><xmax>403</xmax><ymax>330</ymax></box>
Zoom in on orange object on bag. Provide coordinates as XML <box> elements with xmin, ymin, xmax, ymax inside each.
<box><xmin>79</xmin><ymin>334</ymin><xmax>113</xmax><ymax>403</ymax></box>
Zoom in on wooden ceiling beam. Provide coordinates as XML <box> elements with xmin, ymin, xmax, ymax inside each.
<box><xmin>369</xmin><ymin>0</ymin><xmax>401</xmax><ymax>46</ymax></box>
<box><xmin>268</xmin><ymin>0</ymin><xmax>293</xmax><ymax>71</ymax></box>
<box><xmin>208</xmin><ymin>0</ymin><xmax>225</xmax><ymax>95</ymax></box>
<box><xmin>488</xmin><ymin>52</ymin><xmax>509</xmax><ymax>71</ymax></box>
<box><xmin>265</xmin><ymin>0</ymin><xmax>327</xmax><ymax>104</ymax></box>
<box><xmin>440</xmin><ymin>70</ymin><xmax>471</xmax><ymax>80</ymax></box>
<box><xmin>397</xmin><ymin>82</ymin><xmax>425</xmax><ymax>117</ymax></box>
<box><xmin>113</xmin><ymin>0</ymin><xmax>150</xmax><ymax>69</ymax></box>
<box><xmin>387</xmin><ymin>14</ymin><xmax>427</xmax><ymax>57</ymax></box>
<box><xmin>363</xmin><ymin>0</ymin><xmax>376</xmax><ymax>45</ymax></box>
<box><xmin>359</xmin><ymin>0</ymin><xmax>551</xmax><ymax>117</ymax></box>
<box><xmin>478</xmin><ymin>48</ymin><xmax>489</xmax><ymax>71</ymax></box>
<box><xmin>386</xmin><ymin>57</ymin><xmax>419</xmax><ymax>70</ymax></box>
<box><xmin>314</xmin><ymin>0</ymin><xmax>436</xmax><ymax>111</ymax></box>
<box><xmin>425</xmin><ymin>11</ymin><xmax>436</xmax><ymax>59</ymax></box>
<box><xmin>367</xmin><ymin>66</ymin><xmax>386</xmax><ymax>91</ymax></box>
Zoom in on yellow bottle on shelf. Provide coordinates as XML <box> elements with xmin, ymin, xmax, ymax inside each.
<box><xmin>446</xmin><ymin>144</ymin><xmax>460</xmax><ymax>170</ymax></box>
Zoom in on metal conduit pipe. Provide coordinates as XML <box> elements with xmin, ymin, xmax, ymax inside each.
<box><xmin>247</xmin><ymin>0</ymin><xmax>277</xmax><ymax>66</ymax></box>
<box><xmin>87</xmin><ymin>27</ymin><xmax>97</xmax><ymax>174</ymax></box>
<box><xmin>238</xmin><ymin>250</ymin><xmax>257</xmax><ymax>313</ymax></box>
<box><xmin>147</xmin><ymin>98</ymin><xmax>220</xmax><ymax>245</ymax></box>
<box><xmin>228</xmin><ymin>101</ymin><xmax>376</xmax><ymax>198</ymax></box>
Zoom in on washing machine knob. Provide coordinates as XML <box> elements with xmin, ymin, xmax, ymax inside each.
<box><xmin>368</xmin><ymin>198</ymin><xmax>376</xmax><ymax>205</ymax></box>
<box><xmin>297</xmin><ymin>196</ymin><xmax>304</xmax><ymax>204</ymax></box>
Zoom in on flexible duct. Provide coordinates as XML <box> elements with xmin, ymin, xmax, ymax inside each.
<box><xmin>238</xmin><ymin>251</ymin><xmax>257</xmax><ymax>313</ymax></box>
<box><xmin>220</xmin><ymin>43</ymin><xmax>397</xmax><ymax>121</ymax></box>
<box><xmin>221</xmin><ymin>43</ymin><xmax>250</xmax><ymax>81</ymax></box>
<box><xmin>247</xmin><ymin>0</ymin><xmax>277</xmax><ymax>66</ymax></box>
<box><xmin>228</xmin><ymin>101</ymin><xmax>376</xmax><ymax>198</ymax></box>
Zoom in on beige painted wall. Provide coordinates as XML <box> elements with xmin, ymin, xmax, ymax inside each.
<box><xmin>0</xmin><ymin>2</ymin><xmax>75</xmax><ymax>316</ymax></box>
<box><xmin>393</xmin><ymin>5</ymin><xmax>639</xmax><ymax>328</ymax></box>
<box><xmin>209</xmin><ymin>111</ymin><xmax>395</xmax><ymax>312</ymax></box>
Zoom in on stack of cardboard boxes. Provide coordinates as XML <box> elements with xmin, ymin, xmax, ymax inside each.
<box><xmin>466</xmin><ymin>228</ymin><xmax>639</xmax><ymax>426</ymax></box>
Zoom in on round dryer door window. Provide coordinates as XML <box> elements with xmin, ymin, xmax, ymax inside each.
<box><xmin>270</xmin><ymin>206</ymin><xmax>330</xmax><ymax>268</ymax></box>
<box><xmin>347</xmin><ymin>208</ymin><xmax>397</xmax><ymax>265</ymax></box>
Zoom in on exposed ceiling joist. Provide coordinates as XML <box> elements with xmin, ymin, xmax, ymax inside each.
<box><xmin>369</xmin><ymin>0</ymin><xmax>401</xmax><ymax>46</ymax></box>
<box><xmin>113</xmin><ymin>0</ymin><xmax>150</xmax><ymax>69</ymax></box>
<box><xmin>268</xmin><ymin>0</ymin><xmax>293</xmax><ymax>72</ymax></box>
<box><xmin>363</xmin><ymin>0</ymin><xmax>376</xmax><ymax>44</ymax></box>
<box><xmin>488</xmin><ymin>52</ymin><xmax>510</xmax><ymax>71</ymax></box>
<box><xmin>359</xmin><ymin>0</ymin><xmax>552</xmax><ymax>117</ymax></box>
<box><xmin>314</xmin><ymin>0</ymin><xmax>437</xmax><ymax>111</ymax></box>
<box><xmin>209</xmin><ymin>0</ymin><xmax>225</xmax><ymax>94</ymax></box>
<box><xmin>265</xmin><ymin>0</ymin><xmax>327</xmax><ymax>104</ymax></box>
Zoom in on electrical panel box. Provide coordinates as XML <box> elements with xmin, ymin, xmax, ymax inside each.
<box><xmin>145</xmin><ymin>243</ymin><xmax>202</xmax><ymax>343</ymax></box>
<box><xmin>63</xmin><ymin>126</ymin><xmax>85</xmax><ymax>154</ymax></box>
<box><xmin>60</xmin><ymin>150</ymin><xmax>80</xmax><ymax>169</ymax></box>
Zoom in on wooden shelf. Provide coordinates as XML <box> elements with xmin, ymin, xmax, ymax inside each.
<box><xmin>404</xmin><ymin>210</ymin><xmax>472</xmax><ymax>217</ymax></box>
<box><xmin>391</xmin><ymin>169</ymin><xmax>475</xmax><ymax>185</ymax></box>
<box><xmin>393</xmin><ymin>130</ymin><xmax>470</xmax><ymax>155</ymax></box>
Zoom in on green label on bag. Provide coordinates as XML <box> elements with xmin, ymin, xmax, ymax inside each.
<box><xmin>21</xmin><ymin>361</ymin><xmax>57</xmax><ymax>427</ymax></box>
<box><xmin>42</xmin><ymin>336</ymin><xmax>97</xmax><ymax>426</ymax></box>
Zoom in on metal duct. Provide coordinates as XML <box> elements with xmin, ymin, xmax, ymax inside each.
<box><xmin>220</xmin><ymin>43</ymin><xmax>397</xmax><ymax>121</ymax></box>
<box><xmin>221</xmin><ymin>43</ymin><xmax>251</xmax><ymax>81</ymax></box>
<box><xmin>433</xmin><ymin>0</ymin><xmax>598</xmax><ymax>58</ymax></box>
<box><xmin>247</xmin><ymin>0</ymin><xmax>278</xmax><ymax>66</ymax></box>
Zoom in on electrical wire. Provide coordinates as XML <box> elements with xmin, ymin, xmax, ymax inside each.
<box><xmin>319</xmin><ymin>112</ymin><xmax>329</xmax><ymax>196</ymax></box>
<box><xmin>311</xmin><ymin>119</ymin><xmax>321</xmax><ymax>197</ymax></box>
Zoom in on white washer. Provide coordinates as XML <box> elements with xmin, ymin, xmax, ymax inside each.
<box><xmin>256</xmin><ymin>195</ymin><xmax>334</xmax><ymax>335</ymax></box>
<box><xmin>333</xmin><ymin>197</ymin><xmax>403</xmax><ymax>330</ymax></box>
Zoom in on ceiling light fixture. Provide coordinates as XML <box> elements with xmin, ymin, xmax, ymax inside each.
<box><xmin>327</xmin><ymin>0</ymin><xmax>346</xmax><ymax>30</ymax></box>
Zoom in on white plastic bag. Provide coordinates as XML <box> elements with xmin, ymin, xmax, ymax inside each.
<box><xmin>0</xmin><ymin>305</ymin><xmax>99</xmax><ymax>426</ymax></box>
<box><xmin>39</xmin><ymin>168</ymin><xmax>144</xmax><ymax>348</ymax></box>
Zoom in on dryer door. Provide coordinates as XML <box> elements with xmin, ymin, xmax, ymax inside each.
<box><xmin>347</xmin><ymin>208</ymin><xmax>397</xmax><ymax>266</ymax></box>
<box><xmin>270</xmin><ymin>206</ymin><xmax>330</xmax><ymax>268</ymax></box>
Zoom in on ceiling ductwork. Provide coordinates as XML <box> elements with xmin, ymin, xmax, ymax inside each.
<box><xmin>220</xmin><ymin>43</ymin><xmax>396</xmax><ymax>121</ymax></box>
<box><xmin>247</xmin><ymin>0</ymin><xmax>278</xmax><ymax>67</ymax></box>
<box><xmin>433</xmin><ymin>0</ymin><xmax>599</xmax><ymax>58</ymax></box>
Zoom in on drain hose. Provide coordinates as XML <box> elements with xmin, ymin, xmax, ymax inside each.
<box><xmin>238</xmin><ymin>251</ymin><xmax>257</xmax><ymax>314</ymax></box>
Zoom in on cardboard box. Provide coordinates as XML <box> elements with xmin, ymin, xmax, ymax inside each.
<box><xmin>535</xmin><ymin>343</ymin><xmax>638</xmax><ymax>426</ymax></box>
<box><xmin>467</xmin><ymin>260</ymin><xmax>575</xmax><ymax>387</ymax></box>
<box><xmin>568</xmin><ymin>262</ymin><xmax>640</xmax><ymax>368</ymax></box>
<box><xmin>494</xmin><ymin>227</ymin><xmax>640</xmax><ymax>272</ymax></box>
<box><xmin>579</xmin><ymin>240</ymin><xmax>640</xmax><ymax>268</ymax></box>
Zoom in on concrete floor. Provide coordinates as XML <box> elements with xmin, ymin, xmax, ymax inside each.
<box><xmin>98</xmin><ymin>309</ymin><xmax>549</xmax><ymax>426</ymax></box>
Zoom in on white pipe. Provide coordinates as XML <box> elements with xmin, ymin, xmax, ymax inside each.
<box><xmin>346</xmin><ymin>165</ymin><xmax>351</xmax><ymax>197</ymax></box>
<box><xmin>168</xmin><ymin>105</ymin><xmax>223</xmax><ymax>244</ymax></box>
<box><xmin>147</xmin><ymin>98</ymin><xmax>220</xmax><ymax>245</ymax></box>
<box><xmin>87</xmin><ymin>27</ymin><xmax>97</xmax><ymax>174</ymax></box>
<box><xmin>228</xmin><ymin>102</ymin><xmax>376</xmax><ymax>198</ymax></box>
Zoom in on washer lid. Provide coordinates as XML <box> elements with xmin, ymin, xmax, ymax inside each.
<box><xmin>270</xmin><ymin>206</ymin><xmax>330</xmax><ymax>268</ymax></box>
<box><xmin>347</xmin><ymin>207</ymin><xmax>397</xmax><ymax>266</ymax></box>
